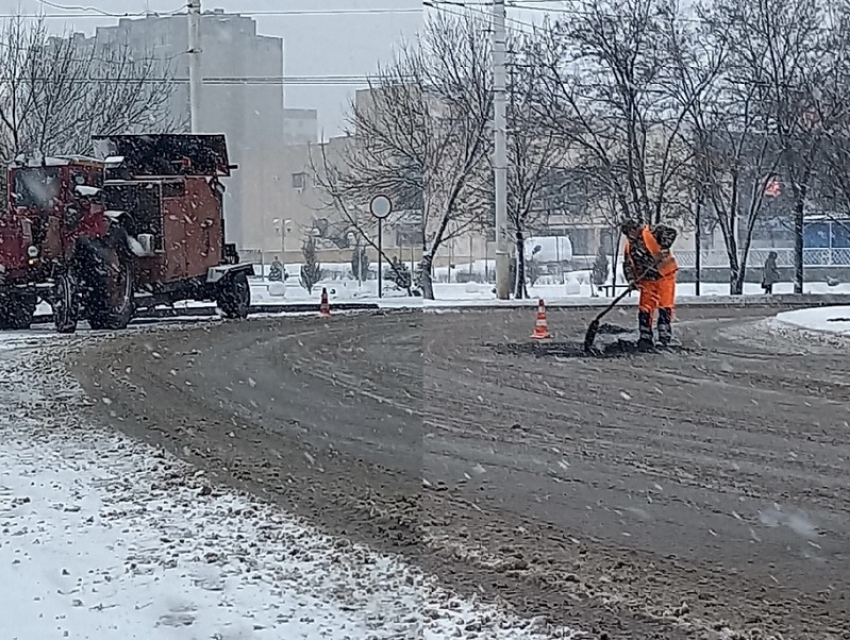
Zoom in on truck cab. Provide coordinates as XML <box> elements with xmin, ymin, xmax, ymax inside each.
<box><xmin>2</xmin><ymin>156</ymin><xmax>107</xmax><ymax>281</ymax></box>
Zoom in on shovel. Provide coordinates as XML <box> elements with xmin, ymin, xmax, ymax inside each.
<box><xmin>583</xmin><ymin>284</ymin><xmax>636</xmax><ymax>353</ymax></box>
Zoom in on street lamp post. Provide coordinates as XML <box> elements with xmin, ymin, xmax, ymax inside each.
<box><xmin>273</xmin><ymin>218</ymin><xmax>292</xmax><ymax>281</ymax></box>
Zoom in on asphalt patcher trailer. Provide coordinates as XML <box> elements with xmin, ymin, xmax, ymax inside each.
<box><xmin>0</xmin><ymin>133</ymin><xmax>254</xmax><ymax>333</ymax></box>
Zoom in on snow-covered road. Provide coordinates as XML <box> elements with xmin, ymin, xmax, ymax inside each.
<box><xmin>0</xmin><ymin>335</ymin><xmax>581</xmax><ymax>640</ymax></box>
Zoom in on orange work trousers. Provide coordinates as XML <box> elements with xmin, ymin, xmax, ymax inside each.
<box><xmin>637</xmin><ymin>274</ymin><xmax>676</xmax><ymax>317</ymax></box>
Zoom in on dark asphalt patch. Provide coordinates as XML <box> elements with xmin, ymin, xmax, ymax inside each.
<box><xmin>492</xmin><ymin>338</ymin><xmax>691</xmax><ymax>358</ymax></box>
<box><xmin>595</xmin><ymin>322</ymin><xmax>633</xmax><ymax>335</ymax></box>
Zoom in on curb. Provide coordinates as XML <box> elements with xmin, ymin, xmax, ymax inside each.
<box><xmin>27</xmin><ymin>294</ymin><xmax>850</xmax><ymax>325</ymax></box>
<box><xmin>411</xmin><ymin>293</ymin><xmax>850</xmax><ymax>312</ymax></box>
<box><xmin>30</xmin><ymin>302</ymin><xmax>382</xmax><ymax>325</ymax></box>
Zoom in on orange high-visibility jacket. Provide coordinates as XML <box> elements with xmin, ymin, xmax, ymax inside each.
<box><xmin>624</xmin><ymin>225</ymin><xmax>678</xmax><ymax>282</ymax></box>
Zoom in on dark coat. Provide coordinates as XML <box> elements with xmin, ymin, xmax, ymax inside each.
<box><xmin>762</xmin><ymin>254</ymin><xmax>780</xmax><ymax>286</ymax></box>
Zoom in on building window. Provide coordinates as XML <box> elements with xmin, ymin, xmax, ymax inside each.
<box><xmin>600</xmin><ymin>229</ymin><xmax>614</xmax><ymax>254</ymax></box>
<box><xmin>291</xmin><ymin>172</ymin><xmax>306</xmax><ymax>189</ymax></box>
<box><xmin>568</xmin><ymin>228</ymin><xmax>594</xmax><ymax>255</ymax></box>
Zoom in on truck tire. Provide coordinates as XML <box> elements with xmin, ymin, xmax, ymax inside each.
<box><xmin>53</xmin><ymin>274</ymin><xmax>79</xmax><ymax>334</ymax></box>
<box><xmin>87</xmin><ymin>245</ymin><xmax>134</xmax><ymax>331</ymax></box>
<box><xmin>0</xmin><ymin>299</ymin><xmax>12</xmax><ymax>330</ymax></box>
<box><xmin>217</xmin><ymin>271</ymin><xmax>251</xmax><ymax>319</ymax></box>
<box><xmin>2</xmin><ymin>295</ymin><xmax>37</xmax><ymax>330</ymax></box>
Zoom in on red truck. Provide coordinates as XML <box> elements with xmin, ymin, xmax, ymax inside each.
<box><xmin>0</xmin><ymin>133</ymin><xmax>254</xmax><ymax>333</ymax></box>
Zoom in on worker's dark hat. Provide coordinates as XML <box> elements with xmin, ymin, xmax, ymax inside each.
<box><xmin>620</xmin><ymin>219</ymin><xmax>641</xmax><ymax>234</ymax></box>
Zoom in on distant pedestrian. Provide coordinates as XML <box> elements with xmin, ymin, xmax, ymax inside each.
<box><xmin>762</xmin><ymin>251</ymin><xmax>780</xmax><ymax>294</ymax></box>
<box><xmin>268</xmin><ymin>257</ymin><xmax>284</xmax><ymax>282</ymax></box>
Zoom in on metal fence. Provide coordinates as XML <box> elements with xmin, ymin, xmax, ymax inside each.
<box><xmin>676</xmin><ymin>248</ymin><xmax>850</xmax><ymax>268</ymax></box>
<box><xmin>574</xmin><ymin>248</ymin><xmax>850</xmax><ymax>269</ymax></box>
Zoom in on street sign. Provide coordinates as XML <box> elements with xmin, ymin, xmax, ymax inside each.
<box><xmin>369</xmin><ymin>194</ymin><xmax>392</xmax><ymax>219</ymax></box>
<box><xmin>369</xmin><ymin>195</ymin><xmax>392</xmax><ymax>299</ymax></box>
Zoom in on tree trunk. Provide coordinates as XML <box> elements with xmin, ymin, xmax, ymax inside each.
<box><xmin>420</xmin><ymin>254</ymin><xmax>435</xmax><ymax>300</ymax></box>
<box><xmin>732</xmin><ymin>262</ymin><xmax>747</xmax><ymax>296</ymax></box>
<box><xmin>793</xmin><ymin>198</ymin><xmax>805</xmax><ymax>294</ymax></box>
<box><xmin>727</xmin><ymin>248</ymin><xmax>743</xmax><ymax>295</ymax></box>
<box><xmin>514</xmin><ymin>232</ymin><xmax>525</xmax><ymax>299</ymax></box>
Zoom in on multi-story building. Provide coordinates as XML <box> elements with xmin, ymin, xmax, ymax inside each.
<box><xmin>90</xmin><ymin>9</ymin><xmax>286</xmax><ymax>248</ymax></box>
<box><xmin>284</xmin><ymin>109</ymin><xmax>318</xmax><ymax>146</ymax></box>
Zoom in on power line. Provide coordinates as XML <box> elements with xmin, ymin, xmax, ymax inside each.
<box><xmin>35</xmin><ymin>0</ymin><xmax>187</xmax><ymax>18</ymax></box>
<box><xmin>17</xmin><ymin>2</ymin><xmax>420</xmax><ymax>19</ymax></box>
<box><xmin>0</xmin><ymin>75</ymin><xmax>392</xmax><ymax>86</ymax></box>
<box><xmin>427</xmin><ymin>0</ymin><xmax>709</xmax><ymax>25</ymax></box>
<box><xmin>425</xmin><ymin>0</ymin><xmax>546</xmax><ymax>35</ymax></box>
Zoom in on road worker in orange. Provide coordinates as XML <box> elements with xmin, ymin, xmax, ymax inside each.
<box><xmin>620</xmin><ymin>219</ymin><xmax>679</xmax><ymax>349</ymax></box>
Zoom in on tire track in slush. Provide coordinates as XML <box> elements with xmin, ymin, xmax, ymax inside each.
<box><xmin>70</xmin><ymin>309</ymin><xmax>850</xmax><ymax>640</ymax></box>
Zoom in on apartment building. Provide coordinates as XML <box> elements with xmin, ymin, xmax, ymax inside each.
<box><xmin>90</xmin><ymin>9</ymin><xmax>286</xmax><ymax>248</ymax></box>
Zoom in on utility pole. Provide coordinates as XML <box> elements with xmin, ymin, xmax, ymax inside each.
<box><xmin>493</xmin><ymin>0</ymin><xmax>510</xmax><ymax>299</ymax></box>
<box><xmin>187</xmin><ymin>0</ymin><xmax>202</xmax><ymax>133</ymax></box>
<box><xmin>694</xmin><ymin>189</ymin><xmax>702</xmax><ymax>296</ymax></box>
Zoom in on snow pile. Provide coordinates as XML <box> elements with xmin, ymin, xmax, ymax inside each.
<box><xmin>773</xmin><ymin>306</ymin><xmax>850</xmax><ymax>335</ymax></box>
<box><xmin>769</xmin><ymin>305</ymin><xmax>850</xmax><ymax>349</ymax></box>
<box><xmin>0</xmin><ymin>336</ymin><xmax>582</xmax><ymax>640</ymax></box>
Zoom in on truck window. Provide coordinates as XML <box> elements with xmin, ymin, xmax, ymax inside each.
<box><xmin>11</xmin><ymin>167</ymin><xmax>61</xmax><ymax>209</ymax></box>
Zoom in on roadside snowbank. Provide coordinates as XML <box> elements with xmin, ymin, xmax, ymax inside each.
<box><xmin>0</xmin><ymin>335</ymin><xmax>581</xmax><ymax>640</ymax></box>
<box><xmin>29</xmin><ymin>277</ymin><xmax>850</xmax><ymax>321</ymax></box>
<box><xmin>773</xmin><ymin>306</ymin><xmax>850</xmax><ymax>335</ymax></box>
<box><xmin>250</xmin><ymin>280</ymin><xmax>850</xmax><ymax>310</ymax></box>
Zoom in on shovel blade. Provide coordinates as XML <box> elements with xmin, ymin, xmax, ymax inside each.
<box><xmin>583</xmin><ymin>318</ymin><xmax>600</xmax><ymax>353</ymax></box>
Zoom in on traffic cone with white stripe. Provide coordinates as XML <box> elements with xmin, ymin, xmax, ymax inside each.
<box><xmin>530</xmin><ymin>299</ymin><xmax>551</xmax><ymax>340</ymax></box>
<box><xmin>319</xmin><ymin>287</ymin><xmax>331</xmax><ymax>318</ymax></box>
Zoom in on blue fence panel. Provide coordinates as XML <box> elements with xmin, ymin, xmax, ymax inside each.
<box><xmin>803</xmin><ymin>222</ymin><xmax>830</xmax><ymax>248</ymax></box>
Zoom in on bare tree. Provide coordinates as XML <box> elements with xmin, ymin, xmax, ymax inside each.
<box><xmin>667</xmin><ymin>3</ymin><xmax>783</xmax><ymax>294</ymax></box>
<box><xmin>529</xmin><ymin>0</ymin><xmax>699</xmax><ymax>230</ymax></box>
<box><xmin>805</xmin><ymin>3</ymin><xmax>850</xmax><ymax>235</ymax></box>
<box><xmin>311</xmin><ymin>140</ymin><xmax>415</xmax><ymax>296</ymax></box>
<box><xmin>508</xmin><ymin>35</ymin><xmax>572</xmax><ymax>298</ymax></box>
<box><xmin>311</xmin><ymin>11</ymin><xmax>492</xmax><ymax>300</ymax></box>
<box><xmin>464</xmin><ymin>32</ymin><xmax>569</xmax><ymax>298</ymax></box>
<box><xmin>0</xmin><ymin>16</ymin><xmax>177</xmax><ymax>164</ymax></box>
<box><xmin>713</xmin><ymin>0</ymin><xmax>839</xmax><ymax>293</ymax></box>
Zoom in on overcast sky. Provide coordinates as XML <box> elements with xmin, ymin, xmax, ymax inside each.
<box><xmin>0</xmin><ymin>0</ymin><xmax>423</xmax><ymax>136</ymax></box>
<box><xmin>0</xmin><ymin>0</ymin><xmax>553</xmax><ymax>136</ymax></box>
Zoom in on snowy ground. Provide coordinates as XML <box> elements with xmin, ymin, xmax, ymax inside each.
<box><xmin>0</xmin><ymin>334</ymin><xmax>582</xmax><ymax>640</ymax></box>
<box><xmin>25</xmin><ymin>262</ymin><xmax>850</xmax><ymax>319</ymax></box>
<box><xmin>241</xmin><ymin>277</ymin><xmax>850</xmax><ymax>309</ymax></box>
<box><xmin>772</xmin><ymin>305</ymin><xmax>850</xmax><ymax>341</ymax></box>
<box><xmin>248</xmin><ymin>261</ymin><xmax>850</xmax><ymax>306</ymax></box>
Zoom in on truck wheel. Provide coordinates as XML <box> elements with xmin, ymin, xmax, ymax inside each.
<box><xmin>217</xmin><ymin>272</ymin><xmax>251</xmax><ymax>319</ymax></box>
<box><xmin>3</xmin><ymin>295</ymin><xmax>36</xmax><ymax>330</ymax></box>
<box><xmin>0</xmin><ymin>298</ymin><xmax>11</xmax><ymax>330</ymax></box>
<box><xmin>53</xmin><ymin>274</ymin><xmax>79</xmax><ymax>334</ymax></box>
<box><xmin>88</xmin><ymin>247</ymin><xmax>134</xmax><ymax>331</ymax></box>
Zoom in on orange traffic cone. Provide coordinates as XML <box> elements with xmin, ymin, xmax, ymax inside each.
<box><xmin>319</xmin><ymin>287</ymin><xmax>331</xmax><ymax>318</ymax></box>
<box><xmin>530</xmin><ymin>299</ymin><xmax>551</xmax><ymax>340</ymax></box>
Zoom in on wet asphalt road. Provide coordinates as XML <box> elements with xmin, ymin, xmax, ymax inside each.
<box><xmin>69</xmin><ymin>305</ymin><xmax>850</xmax><ymax>639</ymax></box>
